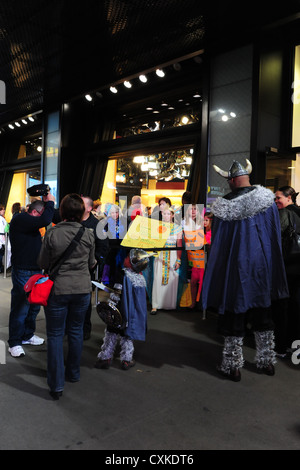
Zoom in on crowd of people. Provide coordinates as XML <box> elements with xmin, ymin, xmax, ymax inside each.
<box><xmin>2</xmin><ymin>159</ymin><xmax>300</xmax><ymax>398</ymax></box>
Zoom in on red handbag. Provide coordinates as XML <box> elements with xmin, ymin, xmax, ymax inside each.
<box><xmin>24</xmin><ymin>274</ymin><xmax>54</xmax><ymax>306</ymax></box>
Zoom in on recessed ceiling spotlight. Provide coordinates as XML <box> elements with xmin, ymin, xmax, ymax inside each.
<box><xmin>124</xmin><ymin>81</ymin><xmax>132</xmax><ymax>88</ymax></box>
<box><xmin>193</xmin><ymin>93</ymin><xmax>201</xmax><ymax>98</ymax></box>
<box><xmin>110</xmin><ymin>86</ymin><xmax>118</xmax><ymax>94</ymax></box>
<box><xmin>139</xmin><ymin>74</ymin><xmax>147</xmax><ymax>83</ymax></box>
<box><xmin>161</xmin><ymin>102</ymin><xmax>168</xmax><ymax>107</ymax></box>
<box><xmin>85</xmin><ymin>94</ymin><xmax>93</xmax><ymax>101</ymax></box>
<box><xmin>22</xmin><ymin>119</ymin><xmax>28</xmax><ymax>124</ymax></box>
<box><xmin>15</xmin><ymin>122</ymin><xmax>21</xmax><ymax>127</ymax></box>
<box><xmin>28</xmin><ymin>116</ymin><xmax>35</xmax><ymax>121</ymax></box>
<box><xmin>156</xmin><ymin>69</ymin><xmax>165</xmax><ymax>78</ymax></box>
<box><xmin>8</xmin><ymin>124</ymin><xmax>14</xmax><ymax>129</ymax></box>
<box><xmin>153</xmin><ymin>110</ymin><xmax>160</xmax><ymax>113</ymax></box>
<box><xmin>146</xmin><ymin>107</ymin><xmax>153</xmax><ymax>111</ymax></box>
<box><xmin>168</xmin><ymin>106</ymin><xmax>175</xmax><ymax>110</ymax></box>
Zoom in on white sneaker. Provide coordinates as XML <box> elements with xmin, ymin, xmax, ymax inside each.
<box><xmin>8</xmin><ymin>345</ymin><xmax>25</xmax><ymax>357</ymax></box>
<box><xmin>22</xmin><ymin>335</ymin><xmax>44</xmax><ymax>346</ymax></box>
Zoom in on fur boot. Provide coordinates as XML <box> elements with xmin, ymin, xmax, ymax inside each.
<box><xmin>97</xmin><ymin>329</ymin><xmax>119</xmax><ymax>360</ymax></box>
<box><xmin>219</xmin><ymin>336</ymin><xmax>244</xmax><ymax>374</ymax></box>
<box><xmin>119</xmin><ymin>336</ymin><xmax>134</xmax><ymax>362</ymax></box>
<box><xmin>254</xmin><ymin>330</ymin><xmax>276</xmax><ymax>369</ymax></box>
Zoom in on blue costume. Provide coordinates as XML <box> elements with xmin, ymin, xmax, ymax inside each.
<box><xmin>202</xmin><ymin>159</ymin><xmax>289</xmax><ymax>381</ymax></box>
<box><xmin>95</xmin><ymin>249</ymin><xmax>149</xmax><ymax>370</ymax></box>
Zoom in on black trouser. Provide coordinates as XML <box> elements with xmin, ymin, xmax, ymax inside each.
<box><xmin>218</xmin><ymin>307</ymin><xmax>274</xmax><ymax>337</ymax></box>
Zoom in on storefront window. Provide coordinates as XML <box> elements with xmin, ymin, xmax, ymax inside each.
<box><xmin>100</xmin><ymin>149</ymin><xmax>193</xmax><ymax>212</ymax></box>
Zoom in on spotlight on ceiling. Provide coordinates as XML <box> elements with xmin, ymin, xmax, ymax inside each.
<box><xmin>124</xmin><ymin>81</ymin><xmax>132</xmax><ymax>88</ymax></box>
<box><xmin>156</xmin><ymin>69</ymin><xmax>165</xmax><ymax>78</ymax></box>
<box><xmin>85</xmin><ymin>94</ymin><xmax>93</xmax><ymax>101</ymax></box>
<box><xmin>15</xmin><ymin>122</ymin><xmax>21</xmax><ymax>127</ymax></box>
<box><xmin>22</xmin><ymin>119</ymin><xmax>28</xmax><ymax>124</ymax></box>
<box><xmin>8</xmin><ymin>124</ymin><xmax>14</xmax><ymax>129</ymax></box>
<box><xmin>110</xmin><ymin>86</ymin><xmax>118</xmax><ymax>94</ymax></box>
<box><xmin>139</xmin><ymin>74</ymin><xmax>147</xmax><ymax>83</ymax></box>
<box><xmin>28</xmin><ymin>116</ymin><xmax>35</xmax><ymax>122</ymax></box>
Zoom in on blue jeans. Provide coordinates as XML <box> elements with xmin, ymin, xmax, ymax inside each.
<box><xmin>44</xmin><ymin>293</ymin><xmax>90</xmax><ymax>392</ymax></box>
<box><xmin>9</xmin><ymin>268</ymin><xmax>42</xmax><ymax>347</ymax></box>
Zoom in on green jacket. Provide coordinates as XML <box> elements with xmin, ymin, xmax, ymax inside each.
<box><xmin>38</xmin><ymin>221</ymin><xmax>96</xmax><ymax>295</ymax></box>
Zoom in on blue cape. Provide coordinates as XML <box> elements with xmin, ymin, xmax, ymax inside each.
<box><xmin>201</xmin><ymin>202</ymin><xmax>289</xmax><ymax>314</ymax></box>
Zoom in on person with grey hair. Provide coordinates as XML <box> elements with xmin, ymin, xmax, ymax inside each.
<box><xmin>202</xmin><ymin>159</ymin><xmax>289</xmax><ymax>381</ymax></box>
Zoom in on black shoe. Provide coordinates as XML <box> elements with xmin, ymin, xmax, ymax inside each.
<box><xmin>257</xmin><ymin>363</ymin><xmax>275</xmax><ymax>376</ymax></box>
<box><xmin>121</xmin><ymin>360</ymin><xmax>136</xmax><ymax>370</ymax></box>
<box><xmin>217</xmin><ymin>366</ymin><xmax>241</xmax><ymax>382</ymax></box>
<box><xmin>94</xmin><ymin>358</ymin><xmax>111</xmax><ymax>369</ymax></box>
<box><xmin>150</xmin><ymin>309</ymin><xmax>157</xmax><ymax>315</ymax></box>
<box><xmin>49</xmin><ymin>390</ymin><xmax>63</xmax><ymax>400</ymax></box>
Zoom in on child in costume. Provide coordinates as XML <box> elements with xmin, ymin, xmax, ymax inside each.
<box><xmin>95</xmin><ymin>248</ymin><xmax>149</xmax><ymax>370</ymax></box>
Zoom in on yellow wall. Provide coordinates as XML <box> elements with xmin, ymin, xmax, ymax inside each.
<box><xmin>6</xmin><ymin>172</ymin><xmax>27</xmax><ymax>222</ymax></box>
<box><xmin>100</xmin><ymin>159</ymin><xmax>117</xmax><ymax>206</ymax></box>
<box><xmin>292</xmin><ymin>45</ymin><xmax>300</xmax><ymax>148</ymax></box>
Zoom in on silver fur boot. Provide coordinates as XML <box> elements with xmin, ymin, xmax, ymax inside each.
<box><xmin>218</xmin><ymin>336</ymin><xmax>244</xmax><ymax>381</ymax></box>
<box><xmin>254</xmin><ymin>330</ymin><xmax>276</xmax><ymax>375</ymax></box>
<box><xmin>120</xmin><ymin>336</ymin><xmax>135</xmax><ymax>370</ymax></box>
<box><xmin>95</xmin><ymin>329</ymin><xmax>119</xmax><ymax>369</ymax></box>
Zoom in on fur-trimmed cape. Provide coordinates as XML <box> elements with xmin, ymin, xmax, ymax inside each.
<box><xmin>201</xmin><ymin>186</ymin><xmax>289</xmax><ymax>315</ymax></box>
<box><xmin>212</xmin><ymin>185</ymin><xmax>275</xmax><ymax>221</ymax></box>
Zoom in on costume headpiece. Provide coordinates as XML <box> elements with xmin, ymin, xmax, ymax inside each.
<box><xmin>213</xmin><ymin>159</ymin><xmax>252</xmax><ymax>179</ymax></box>
<box><xmin>129</xmin><ymin>249</ymin><xmax>150</xmax><ymax>272</ymax></box>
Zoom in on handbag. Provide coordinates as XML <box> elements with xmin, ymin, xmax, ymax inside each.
<box><xmin>24</xmin><ymin>226</ymin><xmax>85</xmax><ymax>306</ymax></box>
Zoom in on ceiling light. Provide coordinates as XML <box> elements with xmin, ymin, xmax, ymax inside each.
<box><xmin>193</xmin><ymin>93</ymin><xmax>201</xmax><ymax>98</ymax></box>
<box><xmin>85</xmin><ymin>94</ymin><xmax>92</xmax><ymax>101</ymax></box>
<box><xmin>110</xmin><ymin>86</ymin><xmax>118</xmax><ymax>94</ymax></box>
<box><xmin>146</xmin><ymin>107</ymin><xmax>153</xmax><ymax>111</ymax></box>
<box><xmin>37</xmin><ymin>146</ymin><xmax>42</xmax><ymax>152</ymax></box>
<box><xmin>156</xmin><ymin>69</ymin><xmax>165</xmax><ymax>78</ymax></box>
<box><xmin>218</xmin><ymin>108</ymin><xmax>225</xmax><ymax>114</ymax></box>
<box><xmin>181</xmin><ymin>116</ymin><xmax>189</xmax><ymax>125</ymax></box>
<box><xmin>22</xmin><ymin>119</ymin><xmax>27</xmax><ymax>124</ymax></box>
<box><xmin>133</xmin><ymin>156</ymin><xmax>145</xmax><ymax>163</ymax></box>
<box><xmin>28</xmin><ymin>116</ymin><xmax>34</xmax><ymax>121</ymax></box>
<box><xmin>161</xmin><ymin>102</ymin><xmax>168</xmax><ymax>107</ymax></box>
<box><xmin>139</xmin><ymin>74</ymin><xmax>147</xmax><ymax>83</ymax></box>
<box><xmin>15</xmin><ymin>122</ymin><xmax>21</xmax><ymax>127</ymax></box>
<box><xmin>168</xmin><ymin>106</ymin><xmax>174</xmax><ymax>110</ymax></box>
<box><xmin>124</xmin><ymin>81</ymin><xmax>132</xmax><ymax>88</ymax></box>
<box><xmin>222</xmin><ymin>115</ymin><xmax>229</xmax><ymax>121</ymax></box>
<box><xmin>230</xmin><ymin>112</ymin><xmax>236</xmax><ymax>117</ymax></box>
<box><xmin>153</xmin><ymin>110</ymin><xmax>160</xmax><ymax>113</ymax></box>
<box><xmin>8</xmin><ymin>124</ymin><xmax>14</xmax><ymax>129</ymax></box>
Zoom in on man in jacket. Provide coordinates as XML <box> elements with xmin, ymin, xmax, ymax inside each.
<box><xmin>8</xmin><ymin>192</ymin><xmax>55</xmax><ymax>357</ymax></box>
<box><xmin>201</xmin><ymin>159</ymin><xmax>289</xmax><ymax>381</ymax></box>
<box><xmin>81</xmin><ymin>196</ymin><xmax>109</xmax><ymax>339</ymax></box>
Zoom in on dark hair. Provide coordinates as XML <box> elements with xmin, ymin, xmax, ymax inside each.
<box><xmin>0</xmin><ymin>204</ymin><xmax>5</xmax><ymax>211</ymax></box>
<box><xmin>159</xmin><ymin>197</ymin><xmax>172</xmax><ymax>207</ymax></box>
<box><xmin>182</xmin><ymin>191</ymin><xmax>192</xmax><ymax>205</ymax></box>
<box><xmin>59</xmin><ymin>193</ymin><xmax>85</xmax><ymax>222</ymax></box>
<box><xmin>278</xmin><ymin>186</ymin><xmax>299</xmax><ymax>205</ymax></box>
<box><xmin>12</xmin><ymin>202</ymin><xmax>21</xmax><ymax>214</ymax></box>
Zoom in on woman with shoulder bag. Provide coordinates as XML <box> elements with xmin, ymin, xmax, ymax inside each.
<box><xmin>38</xmin><ymin>194</ymin><xmax>96</xmax><ymax>400</ymax></box>
<box><xmin>274</xmin><ymin>186</ymin><xmax>300</xmax><ymax>357</ymax></box>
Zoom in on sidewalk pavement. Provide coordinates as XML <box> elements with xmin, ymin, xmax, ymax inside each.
<box><xmin>0</xmin><ymin>273</ymin><xmax>299</xmax><ymax>451</ymax></box>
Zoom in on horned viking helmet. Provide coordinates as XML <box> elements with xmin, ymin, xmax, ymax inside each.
<box><xmin>213</xmin><ymin>159</ymin><xmax>252</xmax><ymax>179</ymax></box>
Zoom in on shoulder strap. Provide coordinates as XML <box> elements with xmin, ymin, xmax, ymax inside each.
<box><xmin>49</xmin><ymin>226</ymin><xmax>85</xmax><ymax>280</ymax></box>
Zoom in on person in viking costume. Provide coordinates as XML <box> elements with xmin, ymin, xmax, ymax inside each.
<box><xmin>201</xmin><ymin>159</ymin><xmax>289</xmax><ymax>381</ymax></box>
<box><xmin>95</xmin><ymin>249</ymin><xmax>149</xmax><ymax>370</ymax></box>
